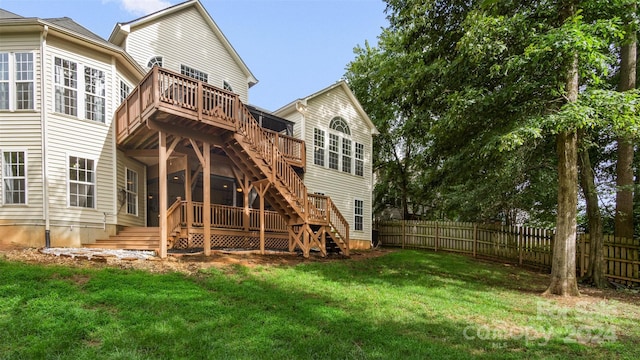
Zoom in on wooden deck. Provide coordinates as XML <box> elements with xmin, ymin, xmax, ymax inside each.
<box><xmin>114</xmin><ymin>67</ymin><xmax>349</xmax><ymax>258</ymax></box>
<box><xmin>115</xmin><ymin>67</ymin><xmax>305</xmax><ymax>169</ymax></box>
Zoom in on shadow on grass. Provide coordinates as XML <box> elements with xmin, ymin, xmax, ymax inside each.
<box><xmin>310</xmin><ymin>250</ymin><xmax>549</xmax><ymax>293</ymax></box>
<box><xmin>0</xmin><ymin>252</ymin><xmax>635</xmax><ymax>360</ymax></box>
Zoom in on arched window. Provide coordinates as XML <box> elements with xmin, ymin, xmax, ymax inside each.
<box><xmin>314</xmin><ymin>116</ymin><xmax>364</xmax><ymax>176</ymax></box>
<box><xmin>327</xmin><ymin>117</ymin><xmax>352</xmax><ymax>173</ymax></box>
<box><xmin>223</xmin><ymin>81</ymin><xmax>233</xmax><ymax>92</ymax></box>
<box><xmin>329</xmin><ymin>116</ymin><xmax>350</xmax><ymax>135</ymax></box>
<box><xmin>147</xmin><ymin>56</ymin><xmax>163</xmax><ymax>68</ymax></box>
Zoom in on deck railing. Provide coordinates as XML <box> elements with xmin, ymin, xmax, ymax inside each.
<box><xmin>328</xmin><ymin>198</ymin><xmax>349</xmax><ymax>246</ymax></box>
<box><xmin>263</xmin><ymin>129</ymin><xmax>305</xmax><ymax>167</ymax></box>
<box><xmin>307</xmin><ymin>194</ymin><xmax>349</xmax><ymax>246</ymax></box>
<box><xmin>249</xmin><ymin>209</ymin><xmax>288</xmax><ymax>232</ymax></box>
<box><xmin>186</xmin><ymin>202</ymin><xmax>287</xmax><ymax>232</ymax></box>
<box><xmin>115</xmin><ymin>67</ymin><xmax>304</xmax><ymax>167</ymax></box>
<box><xmin>167</xmin><ymin>197</ymin><xmax>184</xmax><ymax>235</ymax></box>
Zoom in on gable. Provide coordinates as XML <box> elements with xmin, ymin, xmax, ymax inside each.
<box><xmin>306</xmin><ymin>85</ymin><xmax>372</xmax><ymax>142</ymax></box>
<box><xmin>110</xmin><ymin>1</ymin><xmax>257</xmax><ymax>102</ymax></box>
<box><xmin>275</xmin><ymin>81</ymin><xmax>378</xmax><ymax>137</ymax></box>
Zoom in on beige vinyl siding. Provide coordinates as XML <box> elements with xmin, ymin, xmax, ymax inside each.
<box><xmin>0</xmin><ymin>32</ymin><xmax>41</xmax><ymax>52</ymax></box>
<box><xmin>287</xmin><ymin>111</ymin><xmax>304</xmax><ymax>140</ymax></box>
<box><xmin>0</xmin><ymin>33</ymin><xmax>44</xmax><ymax>220</ymax></box>
<box><xmin>116</xmin><ymin>151</ymin><xmax>146</xmax><ymax>227</ymax></box>
<box><xmin>302</xmin><ymin>87</ymin><xmax>374</xmax><ymax>242</ymax></box>
<box><xmin>43</xmin><ymin>39</ymin><xmax>117</xmax><ymax>225</ymax></box>
<box><xmin>0</xmin><ymin>116</ymin><xmax>44</xmax><ymax>219</ymax></box>
<box><xmin>125</xmin><ymin>7</ymin><xmax>250</xmax><ymax>103</ymax></box>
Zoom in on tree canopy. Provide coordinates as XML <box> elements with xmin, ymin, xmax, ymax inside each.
<box><xmin>346</xmin><ymin>0</ymin><xmax>639</xmax><ymax>295</ymax></box>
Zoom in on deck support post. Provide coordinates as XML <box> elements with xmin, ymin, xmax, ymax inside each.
<box><xmin>185</xmin><ymin>159</ymin><xmax>193</xmax><ymax>241</ymax></box>
<box><xmin>203</xmin><ymin>142</ymin><xmax>211</xmax><ymax>256</ymax></box>
<box><xmin>303</xmin><ymin>224</ymin><xmax>311</xmax><ymax>258</ymax></box>
<box><xmin>253</xmin><ymin>179</ymin><xmax>271</xmax><ymax>255</ymax></box>
<box><xmin>190</xmin><ymin>138</ymin><xmax>211</xmax><ymax>255</ymax></box>
<box><xmin>158</xmin><ymin>131</ymin><xmax>168</xmax><ymax>258</ymax></box>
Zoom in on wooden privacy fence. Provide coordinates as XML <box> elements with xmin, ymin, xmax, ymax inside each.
<box><xmin>377</xmin><ymin>221</ymin><xmax>639</xmax><ymax>286</ymax></box>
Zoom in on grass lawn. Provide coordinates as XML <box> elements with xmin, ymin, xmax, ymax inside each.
<box><xmin>1</xmin><ymin>249</ymin><xmax>639</xmax><ymax>359</ymax></box>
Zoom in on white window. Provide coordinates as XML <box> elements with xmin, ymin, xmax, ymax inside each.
<box><xmin>223</xmin><ymin>80</ymin><xmax>233</xmax><ymax>92</ymax></box>
<box><xmin>119</xmin><ymin>80</ymin><xmax>130</xmax><ymax>105</ymax></box>
<box><xmin>125</xmin><ymin>168</ymin><xmax>138</xmax><ymax>215</ymax></box>
<box><xmin>84</xmin><ymin>67</ymin><xmax>105</xmax><ymax>122</ymax></box>
<box><xmin>2</xmin><ymin>150</ymin><xmax>27</xmax><ymax>204</ymax></box>
<box><xmin>15</xmin><ymin>53</ymin><xmax>34</xmax><ymax>110</ymax></box>
<box><xmin>54</xmin><ymin>56</ymin><xmax>108</xmax><ymax>123</ymax></box>
<box><xmin>147</xmin><ymin>56</ymin><xmax>163</xmax><ymax>68</ymax></box>
<box><xmin>181</xmin><ymin>64</ymin><xmax>208</xmax><ymax>82</ymax></box>
<box><xmin>328</xmin><ymin>133</ymin><xmax>339</xmax><ymax>170</ymax></box>
<box><xmin>0</xmin><ymin>52</ymin><xmax>34</xmax><ymax>110</ymax></box>
<box><xmin>69</xmin><ymin>156</ymin><xmax>95</xmax><ymax>208</ymax></box>
<box><xmin>327</xmin><ymin>116</ymin><xmax>353</xmax><ymax>173</ymax></box>
<box><xmin>355</xmin><ymin>199</ymin><xmax>363</xmax><ymax>231</ymax></box>
<box><xmin>54</xmin><ymin>57</ymin><xmax>78</xmax><ymax>116</ymax></box>
<box><xmin>0</xmin><ymin>53</ymin><xmax>8</xmax><ymax>109</ymax></box>
<box><xmin>355</xmin><ymin>143</ymin><xmax>364</xmax><ymax>177</ymax></box>
<box><xmin>342</xmin><ymin>138</ymin><xmax>352</xmax><ymax>174</ymax></box>
<box><xmin>313</xmin><ymin>128</ymin><xmax>325</xmax><ymax>166</ymax></box>
<box><xmin>330</xmin><ymin>116</ymin><xmax>351</xmax><ymax>135</ymax></box>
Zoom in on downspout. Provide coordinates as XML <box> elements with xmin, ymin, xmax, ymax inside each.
<box><xmin>295</xmin><ymin>100</ymin><xmax>307</xmax><ymax>142</ymax></box>
<box><xmin>40</xmin><ymin>25</ymin><xmax>51</xmax><ymax>247</ymax></box>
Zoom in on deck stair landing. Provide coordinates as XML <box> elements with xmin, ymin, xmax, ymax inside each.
<box><xmin>86</xmin><ymin>227</ymin><xmax>160</xmax><ymax>251</ymax></box>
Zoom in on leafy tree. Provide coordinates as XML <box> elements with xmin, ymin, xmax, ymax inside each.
<box><xmin>346</xmin><ymin>0</ymin><xmax>639</xmax><ymax>295</ymax></box>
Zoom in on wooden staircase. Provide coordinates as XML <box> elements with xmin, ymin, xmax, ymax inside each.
<box><xmin>86</xmin><ymin>227</ymin><xmax>160</xmax><ymax>251</ymax></box>
<box><xmin>114</xmin><ymin>67</ymin><xmax>350</xmax><ymax>257</ymax></box>
<box><xmin>223</xmin><ymin>103</ymin><xmax>350</xmax><ymax>256</ymax></box>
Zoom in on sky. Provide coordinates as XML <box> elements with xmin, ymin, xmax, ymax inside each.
<box><xmin>0</xmin><ymin>0</ymin><xmax>389</xmax><ymax>110</ymax></box>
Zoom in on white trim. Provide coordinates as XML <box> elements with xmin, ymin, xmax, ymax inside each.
<box><xmin>181</xmin><ymin>64</ymin><xmax>208</xmax><ymax>83</ymax></box>
<box><xmin>125</xmin><ymin>167</ymin><xmax>139</xmax><ymax>216</ymax></box>
<box><xmin>147</xmin><ymin>55</ymin><xmax>163</xmax><ymax>68</ymax></box>
<box><xmin>66</xmin><ymin>153</ymin><xmax>98</xmax><ymax>209</ymax></box>
<box><xmin>313</xmin><ymin>127</ymin><xmax>325</xmax><ymax>167</ymax></box>
<box><xmin>52</xmin><ymin>54</ymin><xmax>110</xmax><ymax>124</ymax></box>
<box><xmin>354</xmin><ymin>199</ymin><xmax>364</xmax><ymax>232</ymax></box>
<box><xmin>0</xmin><ymin>51</ymin><xmax>36</xmax><ymax>112</ymax></box>
<box><xmin>223</xmin><ymin>80</ymin><xmax>233</xmax><ymax>92</ymax></box>
<box><xmin>53</xmin><ymin>55</ymin><xmax>79</xmax><ymax>118</ymax></box>
<box><xmin>0</xmin><ymin>149</ymin><xmax>29</xmax><ymax>206</ymax></box>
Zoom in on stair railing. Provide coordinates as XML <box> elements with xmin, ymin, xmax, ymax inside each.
<box><xmin>166</xmin><ymin>197</ymin><xmax>184</xmax><ymax>238</ymax></box>
<box><xmin>327</xmin><ymin>197</ymin><xmax>349</xmax><ymax>249</ymax></box>
<box><xmin>235</xmin><ymin>104</ymin><xmax>308</xmax><ymax>216</ymax></box>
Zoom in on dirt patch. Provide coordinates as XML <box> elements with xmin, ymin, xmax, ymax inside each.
<box><xmin>0</xmin><ymin>246</ymin><xmax>395</xmax><ymax>276</ymax></box>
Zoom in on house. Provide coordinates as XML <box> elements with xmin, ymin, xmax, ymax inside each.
<box><xmin>0</xmin><ymin>0</ymin><xmax>377</xmax><ymax>257</ymax></box>
<box><xmin>274</xmin><ymin>82</ymin><xmax>378</xmax><ymax>250</ymax></box>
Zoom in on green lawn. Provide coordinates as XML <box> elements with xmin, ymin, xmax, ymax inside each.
<box><xmin>1</xmin><ymin>250</ymin><xmax>638</xmax><ymax>359</ymax></box>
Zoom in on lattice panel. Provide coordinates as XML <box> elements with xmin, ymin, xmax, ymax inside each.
<box><xmin>174</xmin><ymin>233</ymin><xmax>289</xmax><ymax>251</ymax></box>
<box><xmin>265</xmin><ymin>237</ymin><xmax>288</xmax><ymax>250</ymax></box>
<box><xmin>211</xmin><ymin>235</ymin><xmax>257</xmax><ymax>249</ymax></box>
<box><xmin>174</xmin><ymin>237</ymin><xmax>189</xmax><ymax>249</ymax></box>
<box><xmin>190</xmin><ymin>233</ymin><xmax>204</xmax><ymax>248</ymax></box>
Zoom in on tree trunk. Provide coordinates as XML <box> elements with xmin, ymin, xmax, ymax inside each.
<box><xmin>634</xmin><ymin>149</ymin><xmax>639</xmax><ymax>238</ymax></box>
<box><xmin>544</xmin><ymin>51</ymin><xmax>580</xmax><ymax>297</ymax></box>
<box><xmin>615</xmin><ymin>8</ymin><xmax>636</xmax><ymax>239</ymax></box>
<box><xmin>578</xmin><ymin>134</ymin><xmax>608</xmax><ymax>288</ymax></box>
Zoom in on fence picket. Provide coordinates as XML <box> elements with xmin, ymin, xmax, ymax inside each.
<box><xmin>377</xmin><ymin>220</ymin><xmax>638</xmax><ymax>285</ymax></box>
